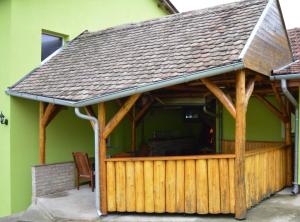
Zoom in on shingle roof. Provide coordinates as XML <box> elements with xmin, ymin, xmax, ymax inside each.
<box><xmin>9</xmin><ymin>0</ymin><xmax>268</xmax><ymax>102</ymax></box>
<box><xmin>273</xmin><ymin>28</ymin><xmax>300</xmax><ymax>75</ymax></box>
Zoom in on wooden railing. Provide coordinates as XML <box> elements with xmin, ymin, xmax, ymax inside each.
<box><xmin>105</xmin><ymin>154</ymin><xmax>236</xmax><ymax>214</ymax></box>
<box><xmin>105</xmin><ymin>144</ymin><xmax>289</xmax><ymax>215</ymax></box>
<box><xmin>222</xmin><ymin>140</ymin><xmax>284</xmax><ymax>154</ymax></box>
<box><xmin>245</xmin><ymin>145</ymin><xmax>288</xmax><ymax>209</ymax></box>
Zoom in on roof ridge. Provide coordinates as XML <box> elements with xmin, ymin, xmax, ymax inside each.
<box><xmin>80</xmin><ymin>0</ymin><xmax>268</xmax><ymax>39</ymax></box>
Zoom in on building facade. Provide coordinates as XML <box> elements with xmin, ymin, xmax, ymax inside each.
<box><xmin>0</xmin><ymin>0</ymin><xmax>167</xmax><ymax>216</ymax></box>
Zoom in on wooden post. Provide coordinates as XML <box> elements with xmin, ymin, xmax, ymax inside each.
<box><xmin>39</xmin><ymin>102</ymin><xmax>46</xmax><ymax>164</ymax></box>
<box><xmin>39</xmin><ymin>102</ymin><xmax>61</xmax><ymax>165</ymax></box>
<box><xmin>285</xmin><ymin>101</ymin><xmax>293</xmax><ymax>186</ymax></box>
<box><xmin>98</xmin><ymin>103</ymin><xmax>107</xmax><ymax>215</ymax></box>
<box><xmin>234</xmin><ymin>70</ymin><xmax>247</xmax><ymax>219</ymax></box>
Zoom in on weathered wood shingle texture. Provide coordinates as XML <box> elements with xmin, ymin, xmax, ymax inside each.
<box><xmin>8</xmin><ymin>0</ymin><xmax>292</xmax><ymax>104</ymax></box>
<box><xmin>274</xmin><ymin>28</ymin><xmax>300</xmax><ymax>74</ymax></box>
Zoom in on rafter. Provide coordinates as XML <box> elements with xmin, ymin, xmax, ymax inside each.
<box><xmin>271</xmin><ymin>83</ymin><xmax>287</xmax><ymax>117</ymax></box>
<box><xmin>201</xmin><ymin>78</ymin><xmax>236</xmax><ymax>119</ymax></box>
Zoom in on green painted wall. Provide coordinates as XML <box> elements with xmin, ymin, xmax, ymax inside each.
<box><xmin>0</xmin><ymin>0</ymin><xmax>166</xmax><ymax>216</ymax></box>
<box><xmin>137</xmin><ymin>107</ymin><xmax>203</xmax><ymax>146</ymax></box>
<box><xmin>0</xmin><ymin>0</ymin><xmax>12</xmax><ymax>216</ymax></box>
<box><xmin>222</xmin><ymin>96</ymin><xmax>283</xmax><ymax>142</ymax></box>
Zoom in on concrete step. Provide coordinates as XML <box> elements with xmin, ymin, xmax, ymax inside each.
<box><xmin>18</xmin><ymin>204</ymin><xmax>53</xmax><ymax>222</ymax></box>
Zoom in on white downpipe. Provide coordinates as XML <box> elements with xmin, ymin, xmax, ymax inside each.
<box><xmin>74</xmin><ymin>108</ymin><xmax>102</xmax><ymax>216</ymax></box>
<box><xmin>281</xmin><ymin>79</ymin><xmax>299</xmax><ymax>194</ymax></box>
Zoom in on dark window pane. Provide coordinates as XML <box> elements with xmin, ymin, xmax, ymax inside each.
<box><xmin>41</xmin><ymin>34</ymin><xmax>63</xmax><ymax>61</ymax></box>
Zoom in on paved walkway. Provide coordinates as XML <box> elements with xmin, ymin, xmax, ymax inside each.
<box><xmin>1</xmin><ymin>187</ymin><xmax>300</xmax><ymax>222</ymax></box>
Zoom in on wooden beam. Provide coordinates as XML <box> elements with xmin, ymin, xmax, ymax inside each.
<box><xmin>245</xmin><ymin>77</ymin><xmax>255</xmax><ymax>108</ymax></box>
<box><xmin>201</xmin><ymin>78</ymin><xmax>236</xmax><ymax>119</ymax></box>
<box><xmin>103</xmin><ymin>94</ymin><xmax>141</xmax><ymax>138</ymax></box>
<box><xmin>271</xmin><ymin>83</ymin><xmax>287</xmax><ymax>117</ymax></box>
<box><xmin>41</xmin><ymin>104</ymin><xmax>57</xmax><ymax>127</ymax></box>
<box><xmin>44</xmin><ymin>106</ymin><xmax>62</xmax><ymax>128</ymax></box>
<box><xmin>39</xmin><ymin>103</ymin><xmax>61</xmax><ymax>164</ymax></box>
<box><xmin>135</xmin><ymin>98</ymin><xmax>154</xmax><ymax>124</ymax></box>
<box><xmin>234</xmin><ymin>70</ymin><xmax>247</xmax><ymax>219</ymax></box>
<box><xmin>255</xmin><ymin>94</ymin><xmax>287</xmax><ymax>122</ymax></box>
<box><xmin>84</xmin><ymin>106</ymin><xmax>96</xmax><ymax>129</ymax></box>
<box><xmin>116</xmin><ymin>99</ymin><xmax>133</xmax><ymax>122</ymax></box>
<box><xmin>98</xmin><ymin>103</ymin><xmax>107</xmax><ymax>215</ymax></box>
<box><xmin>39</xmin><ymin>102</ymin><xmax>46</xmax><ymax>164</ymax></box>
<box><xmin>153</xmin><ymin>92</ymin><xmax>207</xmax><ymax>98</ymax></box>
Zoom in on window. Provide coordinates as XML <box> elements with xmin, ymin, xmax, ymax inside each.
<box><xmin>41</xmin><ymin>33</ymin><xmax>63</xmax><ymax>62</ymax></box>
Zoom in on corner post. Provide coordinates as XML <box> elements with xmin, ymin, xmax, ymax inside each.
<box><xmin>234</xmin><ymin>70</ymin><xmax>247</xmax><ymax>219</ymax></box>
<box><xmin>39</xmin><ymin>102</ymin><xmax>46</xmax><ymax>164</ymax></box>
<box><xmin>98</xmin><ymin>103</ymin><xmax>107</xmax><ymax>215</ymax></box>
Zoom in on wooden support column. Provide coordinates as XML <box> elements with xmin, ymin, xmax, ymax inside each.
<box><xmin>234</xmin><ymin>70</ymin><xmax>247</xmax><ymax>219</ymax></box>
<box><xmin>39</xmin><ymin>102</ymin><xmax>61</xmax><ymax>164</ymax></box>
<box><xmin>99</xmin><ymin>94</ymin><xmax>141</xmax><ymax>214</ymax></box>
<box><xmin>39</xmin><ymin>102</ymin><xmax>46</xmax><ymax>164</ymax></box>
<box><xmin>98</xmin><ymin>103</ymin><xmax>107</xmax><ymax>214</ymax></box>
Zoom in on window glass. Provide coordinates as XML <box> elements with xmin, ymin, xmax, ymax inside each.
<box><xmin>41</xmin><ymin>33</ymin><xmax>63</xmax><ymax>61</ymax></box>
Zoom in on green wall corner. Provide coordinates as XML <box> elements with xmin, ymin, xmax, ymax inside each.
<box><xmin>1</xmin><ymin>0</ymin><xmax>167</xmax><ymax>216</ymax></box>
<box><xmin>222</xmin><ymin>96</ymin><xmax>283</xmax><ymax>142</ymax></box>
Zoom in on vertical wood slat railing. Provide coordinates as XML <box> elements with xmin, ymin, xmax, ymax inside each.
<box><xmin>222</xmin><ymin>140</ymin><xmax>284</xmax><ymax>154</ymax></box>
<box><xmin>105</xmin><ymin>154</ymin><xmax>236</xmax><ymax>214</ymax></box>
<box><xmin>245</xmin><ymin>145</ymin><xmax>288</xmax><ymax>209</ymax></box>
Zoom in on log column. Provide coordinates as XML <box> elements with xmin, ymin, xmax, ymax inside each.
<box><xmin>39</xmin><ymin>102</ymin><xmax>46</xmax><ymax>164</ymax></box>
<box><xmin>98</xmin><ymin>94</ymin><xmax>141</xmax><ymax>214</ymax></box>
<box><xmin>98</xmin><ymin>103</ymin><xmax>107</xmax><ymax>214</ymax></box>
<box><xmin>234</xmin><ymin>70</ymin><xmax>247</xmax><ymax>219</ymax></box>
<box><xmin>39</xmin><ymin>102</ymin><xmax>61</xmax><ymax>164</ymax></box>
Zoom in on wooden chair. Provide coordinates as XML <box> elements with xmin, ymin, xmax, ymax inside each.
<box><xmin>72</xmin><ymin>152</ymin><xmax>94</xmax><ymax>192</ymax></box>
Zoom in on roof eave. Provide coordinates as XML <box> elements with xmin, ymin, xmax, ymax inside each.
<box><xmin>270</xmin><ymin>73</ymin><xmax>300</xmax><ymax>80</ymax></box>
<box><xmin>6</xmin><ymin>62</ymin><xmax>244</xmax><ymax>107</ymax></box>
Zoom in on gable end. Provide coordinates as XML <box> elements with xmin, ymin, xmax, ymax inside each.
<box><xmin>240</xmin><ymin>0</ymin><xmax>293</xmax><ymax>75</ymax></box>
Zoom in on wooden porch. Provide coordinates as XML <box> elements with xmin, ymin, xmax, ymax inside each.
<box><xmin>37</xmin><ymin>68</ymin><xmax>296</xmax><ymax>219</ymax></box>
